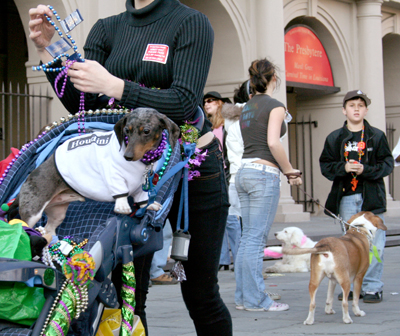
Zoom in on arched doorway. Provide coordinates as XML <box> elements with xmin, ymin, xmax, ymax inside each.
<box><xmin>383</xmin><ymin>33</ymin><xmax>400</xmax><ymax>200</ymax></box>
<box><xmin>0</xmin><ymin>0</ymin><xmax>29</xmax><ymax>158</ymax></box>
<box><xmin>182</xmin><ymin>0</ymin><xmax>248</xmax><ymax>98</ymax></box>
<box><xmin>284</xmin><ymin>15</ymin><xmax>347</xmax><ymax>213</ymax></box>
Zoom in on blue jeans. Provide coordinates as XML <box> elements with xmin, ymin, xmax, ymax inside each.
<box><xmin>234</xmin><ymin>166</ymin><xmax>280</xmax><ymax>309</ymax></box>
<box><xmin>339</xmin><ymin>194</ymin><xmax>386</xmax><ymax>293</ymax></box>
<box><xmin>220</xmin><ymin>183</ymin><xmax>241</xmax><ymax>265</ymax></box>
<box><xmin>219</xmin><ymin>214</ymin><xmax>241</xmax><ymax>265</ymax></box>
<box><xmin>150</xmin><ymin>219</ymin><xmax>173</xmax><ymax>279</ymax></box>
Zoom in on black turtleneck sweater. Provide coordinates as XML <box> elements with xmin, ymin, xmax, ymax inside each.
<box><xmin>46</xmin><ymin>0</ymin><xmax>214</xmax><ymax>130</ymax></box>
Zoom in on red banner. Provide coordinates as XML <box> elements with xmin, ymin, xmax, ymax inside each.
<box><xmin>285</xmin><ymin>26</ymin><xmax>334</xmax><ymax>86</ymax></box>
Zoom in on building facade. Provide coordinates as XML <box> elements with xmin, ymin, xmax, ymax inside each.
<box><xmin>5</xmin><ymin>0</ymin><xmax>400</xmax><ymax>219</ymax></box>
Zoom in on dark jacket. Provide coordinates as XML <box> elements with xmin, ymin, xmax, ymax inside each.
<box><xmin>320</xmin><ymin>119</ymin><xmax>394</xmax><ymax>216</ymax></box>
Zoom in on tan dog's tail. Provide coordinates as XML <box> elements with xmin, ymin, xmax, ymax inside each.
<box><xmin>282</xmin><ymin>245</ymin><xmax>330</xmax><ymax>255</ymax></box>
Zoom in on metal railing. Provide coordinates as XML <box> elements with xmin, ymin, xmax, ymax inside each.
<box><xmin>0</xmin><ymin>82</ymin><xmax>53</xmax><ymax>159</ymax></box>
<box><xmin>288</xmin><ymin>115</ymin><xmax>318</xmax><ymax>213</ymax></box>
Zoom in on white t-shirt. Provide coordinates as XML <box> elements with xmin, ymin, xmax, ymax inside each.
<box><xmin>393</xmin><ymin>137</ymin><xmax>400</xmax><ymax>167</ymax></box>
<box><xmin>55</xmin><ymin>131</ymin><xmax>150</xmax><ymax>203</ymax></box>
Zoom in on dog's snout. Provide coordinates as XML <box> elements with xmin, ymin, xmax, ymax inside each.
<box><xmin>274</xmin><ymin>232</ymin><xmax>278</xmax><ymax>237</ymax></box>
<box><xmin>124</xmin><ymin>156</ymin><xmax>133</xmax><ymax>161</ymax></box>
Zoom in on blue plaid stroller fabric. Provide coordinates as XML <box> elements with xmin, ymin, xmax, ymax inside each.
<box><xmin>0</xmin><ymin>109</ymin><xmax>183</xmax><ymax>336</ymax></box>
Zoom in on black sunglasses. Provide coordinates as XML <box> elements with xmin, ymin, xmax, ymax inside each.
<box><xmin>204</xmin><ymin>98</ymin><xmax>219</xmax><ymax>104</ymax></box>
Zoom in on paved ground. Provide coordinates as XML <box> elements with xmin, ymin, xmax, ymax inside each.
<box><xmin>146</xmin><ymin>215</ymin><xmax>400</xmax><ymax>336</ymax></box>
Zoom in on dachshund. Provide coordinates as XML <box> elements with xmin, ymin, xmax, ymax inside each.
<box><xmin>11</xmin><ymin>107</ymin><xmax>180</xmax><ymax>236</ymax></box>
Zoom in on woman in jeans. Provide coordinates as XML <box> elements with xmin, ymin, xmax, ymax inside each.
<box><xmin>235</xmin><ymin>58</ymin><xmax>302</xmax><ymax>312</ymax></box>
<box><xmin>28</xmin><ymin>1</ymin><xmax>232</xmax><ymax>334</ymax></box>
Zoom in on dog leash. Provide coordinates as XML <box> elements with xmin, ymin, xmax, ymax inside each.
<box><xmin>294</xmin><ymin>185</ymin><xmax>380</xmax><ymax>262</ymax></box>
<box><xmin>294</xmin><ymin>185</ymin><xmax>349</xmax><ymax>234</ymax></box>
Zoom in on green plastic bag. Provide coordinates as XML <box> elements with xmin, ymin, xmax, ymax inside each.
<box><xmin>0</xmin><ymin>220</ymin><xmax>31</xmax><ymax>260</ymax></box>
<box><xmin>0</xmin><ymin>282</ymin><xmax>46</xmax><ymax>325</ymax></box>
<box><xmin>0</xmin><ymin>221</ymin><xmax>46</xmax><ymax>325</ymax></box>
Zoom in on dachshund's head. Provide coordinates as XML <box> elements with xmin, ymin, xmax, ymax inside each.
<box><xmin>114</xmin><ymin>108</ymin><xmax>180</xmax><ymax>161</ymax></box>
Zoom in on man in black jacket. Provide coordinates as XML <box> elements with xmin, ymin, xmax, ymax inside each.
<box><xmin>320</xmin><ymin>90</ymin><xmax>394</xmax><ymax>304</ymax></box>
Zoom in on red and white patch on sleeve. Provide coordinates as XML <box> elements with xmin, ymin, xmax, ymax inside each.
<box><xmin>143</xmin><ymin>44</ymin><xmax>169</xmax><ymax>64</ymax></box>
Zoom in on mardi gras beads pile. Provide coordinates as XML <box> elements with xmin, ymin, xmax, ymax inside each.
<box><xmin>39</xmin><ymin>233</ymin><xmax>95</xmax><ymax>336</ymax></box>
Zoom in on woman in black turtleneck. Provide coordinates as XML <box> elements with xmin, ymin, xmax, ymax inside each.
<box><xmin>29</xmin><ymin>1</ymin><xmax>232</xmax><ymax>335</ymax></box>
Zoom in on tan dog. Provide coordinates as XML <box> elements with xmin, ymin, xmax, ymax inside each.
<box><xmin>283</xmin><ymin>211</ymin><xmax>387</xmax><ymax>325</ymax></box>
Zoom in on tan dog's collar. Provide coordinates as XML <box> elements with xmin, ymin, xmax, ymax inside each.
<box><xmin>348</xmin><ymin>226</ymin><xmax>373</xmax><ymax>247</ymax></box>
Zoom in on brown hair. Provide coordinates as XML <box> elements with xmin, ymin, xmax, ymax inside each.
<box><xmin>207</xmin><ymin>100</ymin><xmax>224</xmax><ymax>129</ymax></box>
<box><xmin>248</xmin><ymin>58</ymin><xmax>280</xmax><ymax>94</ymax></box>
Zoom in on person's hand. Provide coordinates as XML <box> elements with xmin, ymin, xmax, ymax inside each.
<box><xmin>345</xmin><ymin>159</ymin><xmax>363</xmax><ymax>174</ymax></box>
<box><xmin>28</xmin><ymin>5</ymin><xmax>55</xmax><ymax>52</ymax></box>
<box><xmin>283</xmin><ymin>169</ymin><xmax>302</xmax><ymax>186</ymax></box>
<box><xmin>355</xmin><ymin>163</ymin><xmax>364</xmax><ymax>175</ymax></box>
<box><xmin>66</xmin><ymin>60</ymin><xmax>124</xmax><ymax>99</ymax></box>
<box><xmin>288</xmin><ymin>176</ymin><xmax>302</xmax><ymax>186</ymax></box>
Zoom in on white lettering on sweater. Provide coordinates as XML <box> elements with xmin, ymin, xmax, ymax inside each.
<box><xmin>67</xmin><ymin>133</ymin><xmax>112</xmax><ymax>151</ymax></box>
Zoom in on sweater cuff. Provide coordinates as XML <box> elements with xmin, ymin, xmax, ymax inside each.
<box><xmin>119</xmin><ymin>80</ymin><xmax>140</xmax><ymax>108</ymax></box>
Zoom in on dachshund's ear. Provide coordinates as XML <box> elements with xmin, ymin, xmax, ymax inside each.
<box><xmin>114</xmin><ymin>114</ymin><xmax>128</xmax><ymax>147</ymax></box>
<box><xmin>159</xmin><ymin>114</ymin><xmax>180</xmax><ymax>146</ymax></box>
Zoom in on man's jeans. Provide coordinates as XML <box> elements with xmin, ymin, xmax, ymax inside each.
<box><xmin>339</xmin><ymin>193</ymin><xmax>386</xmax><ymax>293</ymax></box>
<box><xmin>235</xmin><ymin>166</ymin><xmax>280</xmax><ymax>309</ymax></box>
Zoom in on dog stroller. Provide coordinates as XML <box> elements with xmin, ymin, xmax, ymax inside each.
<box><xmin>0</xmin><ymin>109</ymin><xmax>188</xmax><ymax>336</ymax></box>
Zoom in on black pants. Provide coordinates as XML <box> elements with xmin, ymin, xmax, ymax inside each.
<box><xmin>134</xmin><ymin>138</ymin><xmax>232</xmax><ymax>335</ymax></box>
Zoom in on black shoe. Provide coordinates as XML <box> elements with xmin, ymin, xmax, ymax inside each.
<box><xmin>338</xmin><ymin>291</ymin><xmax>364</xmax><ymax>301</ymax></box>
<box><xmin>363</xmin><ymin>291</ymin><xmax>382</xmax><ymax>303</ymax></box>
<box><xmin>219</xmin><ymin>265</ymin><xmax>230</xmax><ymax>271</ymax></box>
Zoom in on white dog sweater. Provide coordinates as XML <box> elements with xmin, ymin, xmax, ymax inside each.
<box><xmin>55</xmin><ymin>131</ymin><xmax>150</xmax><ymax>203</ymax></box>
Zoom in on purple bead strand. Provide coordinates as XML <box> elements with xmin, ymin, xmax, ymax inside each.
<box><xmin>125</xmin><ymin>131</ymin><xmax>167</xmax><ymax>165</ymax></box>
<box><xmin>55</xmin><ymin>60</ymin><xmax>75</xmax><ymax>98</ymax></box>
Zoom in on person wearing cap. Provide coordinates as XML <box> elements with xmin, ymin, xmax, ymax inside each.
<box><xmin>203</xmin><ymin>91</ymin><xmax>232</xmax><ymax>158</ymax></box>
<box><xmin>320</xmin><ymin>90</ymin><xmax>394</xmax><ymax>303</ymax></box>
<box><xmin>203</xmin><ymin>91</ymin><xmax>232</xmax><ymax>185</ymax></box>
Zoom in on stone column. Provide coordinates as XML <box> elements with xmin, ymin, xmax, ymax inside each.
<box><xmin>255</xmin><ymin>0</ymin><xmax>309</xmax><ymax>222</ymax></box>
<box><xmin>356</xmin><ymin>0</ymin><xmax>400</xmax><ymax>216</ymax></box>
<box><xmin>356</xmin><ymin>0</ymin><xmax>385</xmax><ymax>130</ymax></box>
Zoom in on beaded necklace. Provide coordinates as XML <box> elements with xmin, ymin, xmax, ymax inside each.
<box><xmin>32</xmin><ymin>6</ymin><xmax>82</xmax><ymax>72</ymax></box>
<box><xmin>344</xmin><ymin>125</ymin><xmax>365</xmax><ymax>191</ymax></box>
<box><xmin>32</xmin><ymin>5</ymin><xmax>86</xmax><ymax>135</ymax></box>
<box><xmin>124</xmin><ymin>131</ymin><xmax>168</xmax><ymax>165</ymax></box>
<box><xmin>47</xmin><ymin>236</ymin><xmax>89</xmax><ymax>267</ymax></box>
<box><xmin>124</xmin><ymin>130</ymin><xmax>171</xmax><ymax>189</ymax></box>
<box><xmin>54</xmin><ymin>60</ymin><xmax>86</xmax><ymax>134</ymax></box>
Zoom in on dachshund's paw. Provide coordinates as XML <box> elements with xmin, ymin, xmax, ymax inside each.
<box><xmin>147</xmin><ymin>201</ymin><xmax>162</xmax><ymax>211</ymax></box>
<box><xmin>114</xmin><ymin>197</ymin><xmax>132</xmax><ymax>214</ymax></box>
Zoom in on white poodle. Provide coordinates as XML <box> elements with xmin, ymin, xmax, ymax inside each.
<box><xmin>264</xmin><ymin>227</ymin><xmax>317</xmax><ymax>273</ymax></box>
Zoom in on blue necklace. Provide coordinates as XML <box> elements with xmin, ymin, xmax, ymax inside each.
<box><xmin>32</xmin><ymin>6</ymin><xmax>83</xmax><ymax>72</ymax></box>
<box><xmin>32</xmin><ymin>6</ymin><xmax>86</xmax><ymax>134</ymax></box>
